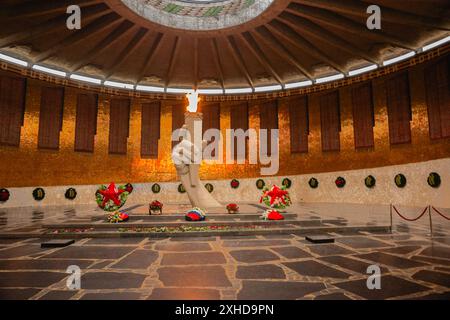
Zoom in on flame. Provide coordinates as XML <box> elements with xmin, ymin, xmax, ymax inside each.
<box><xmin>186</xmin><ymin>90</ymin><xmax>200</xmax><ymax>112</ymax></box>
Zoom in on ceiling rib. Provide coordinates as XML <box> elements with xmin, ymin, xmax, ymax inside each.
<box><xmin>137</xmin><ymin>32</ymin><xmax>164</xmax><ymax>84</ymax></box>
<box><xmin>226</xmin><ymin>36</ymin><xmax>255</xmax><ymax>89</ymax></box>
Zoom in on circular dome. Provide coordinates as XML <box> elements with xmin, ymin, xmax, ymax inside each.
<box><xmin>121</xmin><ymin>0</ymin><xmax>275</xmax><ymax>30</ymax></box>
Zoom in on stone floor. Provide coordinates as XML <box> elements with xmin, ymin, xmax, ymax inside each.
<box><xmin>0</xmin><ymin>203</ymin><xmax>448</xmax><ymax>300</ymax></box>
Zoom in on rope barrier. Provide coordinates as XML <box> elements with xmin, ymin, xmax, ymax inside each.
<box><xmin>431</xmin><ymin>206</ymin><xmax>450</xmax><ymax>221</ymax></box>
<box><xmin>392</xmin><ymin>205</ymin><xmax>429</xmax><ymax>222</ymax></box>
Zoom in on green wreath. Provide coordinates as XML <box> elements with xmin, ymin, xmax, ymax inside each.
<box><xmin>335</xmin><ymin>177</ymin><xmax>346</xmax><ymax>188</ymax></box>
<box><xmin>394</xmin><ymin>174</ymin><xmax>407</xmax><ymax>188</ymax></box>
<box><xmin>427</xmin><ymin>172</ymin><xmax>441</xmax><ymax>188</ymax></box>
<box><xmin>256</xmin><ymin>179</ymin><xmax>266</xmax><ymax>190</ymax></box>
<box><xmin>230</xmin><ymin>179</ymin><xmax>240</xmax><ymax>189</ymax></box>
<box><xmin>205</xmin><ymin>183</ymin><xmax>214</xmax><ymax>193</ymax></box>
<box><xmin>178</xmin><ymin>184</ymin><xmax>186</xmax><ymax>193</ymax></box>
<box><xmin>95</xmin><ymin>184</ymin><xmax>129</xmax><ymax>212</ymax></box>
<box><xmin>309</xmin><ymin>178</ymin><xmax>319</xmax><ymax>189</ymax></box>
<box><xmin>0</xmin><ymin>188</ymin><xmax>10</xmax><ymax>202</ymax></box>
<box><xmin>282</xmin><ymin>178</ymin><xmax>292</xmax><ymax>189</ymax></box>
<box><xmin>365</xmin><ymin>175</ymin><xmax>376</xmax><ymax>188</ymax></box>
<box><xmin>33</xmin><ymin>187</ymin><xmax>45</xmax><ymax>201</ymax></box>
<box><xmin>152</xmin><ymin>183</ymin><xmax>161</xmax><ymax>194</ymax></box>
<box><xmin>65</xmin><ymin>188</ymin><xmax>77</xmax><ymax>200</ymax></box>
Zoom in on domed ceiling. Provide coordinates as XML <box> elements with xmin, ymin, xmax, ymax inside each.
<box><xmin>0</xmin><ymin>0</ymin><xmax>449</xmax><ymax>93</ymax></box>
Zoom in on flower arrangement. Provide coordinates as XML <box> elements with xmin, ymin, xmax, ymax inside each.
<box><xmin>95</xmin><ymin>182</ymin><xmax>130</xmax><ymax>212</ymax></box>
<box><xmin>261</xmin><ymin>209</ymin><xmax>284</xmax><ymax>221</ymax></box>
<box><xmin>149</xmin><ymin>200</ymin><xmax>163</xmax><ymax>215</ymax></box>
<box><xmin>185</xmin><ymin>207</ymin><xmax>207</xmax><ymax>221</ymax></box>
<box><xmin>260</xmin><ymin>184</ymin><xmax>292</xmax><ymax>211</ymax></box>
<box><xmin>226</xmin><ymin>203</ymin><xmax>239</xmax><ymax>214</ymax></box>
<box><xmin>230</xmin><ymin>179</ymin><xmax>240</xmax><ymax>189</ymax></box>
<box><xmin>335</xmin><ymin>177</ymin><xmax>346</xmax><ymax>188</ymax></box>
<box><xmin>107</xmin><ymin>211</ymin><xmax>129</xmax><ymax>223</ymax></box>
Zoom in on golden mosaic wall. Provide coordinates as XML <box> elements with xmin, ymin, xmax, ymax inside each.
<box><xmin>0</xmin><ymin>60</ymin><xmax>449</xmax><ymax>188</ymax></box>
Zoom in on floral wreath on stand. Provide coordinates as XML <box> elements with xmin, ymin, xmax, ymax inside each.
<box><xmin>260</xmin><ymin>184</ymin><xmax>292</xmax><ymax>211</ymax></box>
<box><xmin>230</xmin><ymin>179</ymin><xmax>240</xmax><ymax>189</ymax></box>
<box><xmin>95</xmin><ymin>182</ymin><xmax>131</xmax><ymax>212</ymax></box>
<box><xmin>0</xmin><ymin>188</ymin><xmax>10</xmax><ymax>202</ymax></box>
<box><xmin>427</xmin><ymin>172</ymin><xmax>441</xmax><ymax>188</ymax></box>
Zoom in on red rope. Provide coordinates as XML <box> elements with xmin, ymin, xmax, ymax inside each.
<box><xmin>431</xmin><ymin>206</ymin><xmax>450</xmax><ymax>221</ymax></box>
<box><xmin>392</xmin><ymin>205</ymin><xmax>428</xmax><ymax>222</ymax></box>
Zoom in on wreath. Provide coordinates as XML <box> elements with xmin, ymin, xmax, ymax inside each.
<box><xmin>256</xmin><ymin>179</ymin><xmax>266</xmax><ymax>190</ymax></box>
<box><xmin>260</xmin><ymin>185</ymin><xmax>292</xmax><ymax>210</ymax></box>
<box><xmin>152</xmin><ymin>183</ymin><xmax>161</xmax><ymax>194</ymax></box>
<box><xmin>33</xmin><ymin>188</ymin><xmax>45</xmax><ymax>201</ymax></box>
<box><xmin>394</xmin><ymin>174</ymin><xmax>407</xmax><ymax>188</ymax></box>
<box><xmin>282</xmin><ymin>178</ymin><xmax>292</xmax><ymax>189</ymax></box>
<box><xmin>308</xmin><ymin>178</ymin><xmax>319</xmax><ymax>189</ymax></box>
<box><xmin>205</xmin><ymin>183</ymin><xmax>214</xmax><ymax>193</ymax></box>
<box><xmin>230</xmin><ymin>179</ymin><xmax>240</xmax><ymax>189</ymax></box>
<box><xmin>65</xmin><ymin>188</ymin><xmax>77</xmax><ymax>200</ymax></box>
<box><xmin>107</xmin><ymin>211</ymin><xmax>129</xmax><ymax>223</ymax></box>
<box><xmin>178</xmin><ymin>184</ymin><xmax>186</xmax><ymax>193</ymax></box>
<box><xmin>124</xmin><ymin>183</ymin><xmax>133</xmax><ymax>194</ymax></box>
<box><xmin>365</xmin><ymin>175</ymin><xmax>376</xmax><ymax>188</ymax></box>
<box><xmin>335</xmin><ymin>177</ymin><xmax>346</xmax><ymax>188</ymax></box>
<box><xmin>95</xmin><ymin>182</ymin><xmax>130</xmax><ymax>212</ymax></box>
<box><xmin>0</xmin><ymin>188</ymin><xmax>10</xmax><ymax>202</ymax></box>
<box><xmin>427</xmin><ymin>172</ymin><xmax>441</xmax><ymax>188</ymax></box>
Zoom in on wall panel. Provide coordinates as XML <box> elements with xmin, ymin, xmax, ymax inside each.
<box><xmin>108</xmin><ymin>98</ymin><xmax>130</xmax><ymax>155</ymax></box>
<box><xmin>288</xmin><ymin>96</ymin><xmax>309</xmax><ymax>153</ymax></box>
<box><xmin>352</xmin><ymin>82</ymin><xmax>375</xmax><ymax>148</ymax></box>
<box><xmin>320</xmin><ymin>91</ymin><xmax>341</xmax><ymax>151</ymax></box>
<box><xmin>141</xmin><ymin>101</ymin><xmax>161</xmax><ymax>158</ymax></box>
<box><xmin>38</xmin><ymin>86</ymin><xmax>64</xmax><ymax>150</ymax></box>
<box><xmin>74</xmin><ymin>93</ymin><xmax>98</xmax><ymax>152</ymax></box>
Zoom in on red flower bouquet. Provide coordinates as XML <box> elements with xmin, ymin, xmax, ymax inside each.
<box><xmin>149</xmin><ymin>200</ymin><xmax>163</xmax><ymax>215</ymax></box>
<box><xmin>226</xmin><ymin>203</ymin><xmax>239</xmax><ymax>214</ymax></box>
<box><xmin>261</xmin><ymin>209</ymin><xmax>284</xmax><ymax>221</ymax></box>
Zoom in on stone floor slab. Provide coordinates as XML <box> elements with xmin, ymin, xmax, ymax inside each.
<box><xmin>412</xmin><ymin>270</ymin><xmax>450</xmax><ymax>288</ymax></box>
<box><xmin>81</xmin><ymin>292</ymin><xmax>143</xmax><ymax>300</ymax></box>
<box><xmin>319</xmin><ymin>255</ymin><xmax>389</xmax><ymax>274</ymax></box>
<box><xmin>419</xmin><ymin>246</ymin><xmax>450</xmax><ymax>260</ymax></box>
<box><xmin>229</xmin><ymin>249</ymin><xmax>279</xmax><ymax>263</ymax></box>
<box><xmin>356</xmin><ymin>252</ymin><xmax>428</xmax><ymax>269</ymax></box>
<box><xmin>110</xmin><ymin>250</ymin><xmax>158</xmax><ymax>269</ymax></box>
<box><xmin>154</xmin><ymin>242</ymin><xmax>211</xmax><ymax>252</ymax></box>
<box><xmin>284</xmin><ymin>260</ymin><xmax>351</xmax><ymax>279</ymax></box>
<box><xmin>0</xmin><ymin>288</ymin><xmax>40</xmax><ymax>300</ymax></box>
<box><xmin>270</xmin><ymin>246</ymin><xmax>312</xmax><ymax>259</ymax></box>
<box><xmin>0</xmin><ymin>245</ymin><xmax>49</xmax><ymax>259</ymax></box>
<box><xmin>80</xmin><ymin>272</ymin><xmax>146</xmax><ymax>289</ymax></box>
<box><xmin>161</xmin><ymin>252</ymin><xmax>226</xmax><ymax>265</ymax></box>
<box><xmin>149</xmin><ymin>288</ymin><xmax>221</xmax><ymax>300</ymax></box>
<box><xmin>238</xmin><ymin>280</ymin><xmax>325</xmax><ymax>300</ymax></box>
<box><xmin>236</xmin><ymin>264</ymin><xmax>286</xmax><ymax>279</ymax></box>
<box><xmin>0</xmin><ymin>259</ymin><xmax>94</xmax><ymax>270</ymax></box>
<box><xmin>44</xmin><ymin>246</ymin><xmax>134</xmax><ymax>260</ymax></box>
<box><xmin>0</xmin><ymin>271</ymin><xmax>67</xmax><ymax>288</ymax></box>
<box><xmin>158</xmin><ymin>266</ymin><xmax>231</xmax><ymax>287</ymax></box>
<box><xmin>337</xmin><ymin>237</ymin><xmax>393</xmax><ymax>249</ymax></box>
<box><xmin>307</xmin><ymin>244</ymin><xmax>355</xmax><ymax>257</ymax></box>
<box><xmin>314</xmin><ymin>293</ymin><xmax>352</xmax><ymax>300</ymax></box>
<box><xmin>38</xmin><ymin>290</ymin><xmax>77</xmax><ymax>300</ymax></box>
<box><xmin>222</xmin><ymin>240</ymin><xmax>290</xmax><ymax>248</ymax></box>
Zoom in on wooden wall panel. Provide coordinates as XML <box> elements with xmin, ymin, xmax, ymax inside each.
<box><xmin>108</xmin><ymin>98</ymin><xmax>130</xmax><ymax>155</ymax></box>
<box><xmin>171</xmin><ymin>103</ymin><xmax>185</xmax><ymax>148</ymax></box>
<box><xmin>425</xmin><ymin>56</ymin><xmax>450</xmax><ymax>139</ymax></box>
<box><xmin>141</xmin><ymin>101</ymin><xmax>161</xmax><ymax>159</ymax></box>
<box><xmin>386</xmin><ymin>72</ymin><xmax>412</xmax><ymax>145</ymax></box>
<box><xmin>74</xmin><ymin>93</ymin><xmax>98</xmax><ymax>152</ymax></box>
<box><xmin>288</xmin><ymin>96</ymin><xmax>309</xmax><ymax>153</ymax></box>
<box><xmin>199</xmin><ymin>103</ymin><xmax>220</xmax><ymax>158</ymax></box>
<box><xmin>260</xmin><ymin>100</ymin><xmax>278</xmax><ymax>156</ymax></box>
<box><xmin>230</xmin><ymin>102</ymin><xmax>249</xmax><ymax>160</ymax></box>
<box><xmin>320</xmin><ymin>91</ymin><xmax>341</xmax><ymax>151</ymax></box>
<box><xmin>38</xmin><ymin>86</ymin><xmax>64</xmax><ymax>150</ymax></box>
<box><xmin>352</xmin><ymin>82</ymin><xmax>375</xmax><ymax>148</ymax></box>
<box><xmin>0</xmin><ymin>74</ymin><xmax>26</xmax><ymax>146</ymax></box>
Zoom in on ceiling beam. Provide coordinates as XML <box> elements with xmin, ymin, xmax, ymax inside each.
<box><xmin>210</xmin><ymin>38</ymin><xmax>225</xmax><ymax>91</ymax></box>
<box><xmin>164</xmin><ymin>36</ymin><xmax>180</xmax><ymax>88</ymax></box>
<box><xmin>0</xmin><ymin>3</ymin><xmax>109</xmax><ymax>48</ymax></box>
<box><xmin>105</xmin><ymin>27</ymin><xmax>149</xmax><ymax>79</ymax></box>
<box><xmin>252</xmin><ymin>27</ymin><xmax>314</xmax><ymax>80</ymax></box>
<box><xmin>278</xmin><ymin>12</ymin><xmax>379</xmax><ymax>65</ymax></box>
<box><xmin>137</xmin><ymin>32</ymin><xmax>164</xmax><ymax>84</ymax></box>
<box><xmin>34</xmin><ymin>12</ymin><xmax>120</xmax><ymax>63</ymax></box>
<box><xmin>267</xmin><ymin>20</ymin><xmax>347</xmax><ymax>74</ymax></box>
<box><xmin>293</xmin><ymin>0</ymin><xmax>450</xmax><ymax>31</ymax></box>
<box><xmin>240</xmin><ymin>32</ymin><xmax>284</xmax><ymax>86</ymax></box>
<box><xmin>225</xmin><ymin>36</ymin><xmax>254</xmax><ymax>89</ymax></box>
<box><xmin>70</xmin><ymin>20</ymin><xmax>133</xmax><ymax>72</ymax></box>
<box><xmin>286</xmin><ymin>3</ymin><xmax>416</xmax><ymax>50</ymax></box>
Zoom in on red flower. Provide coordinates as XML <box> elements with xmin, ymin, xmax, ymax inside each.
<box><xmin>150</xmin><ymin>200</ymin><xmax>163</xmax><ymax>208</ymax></box>
<box><xmin>226</xmin><ymin>203</ymin><xmax>239</xmax><ymax>211</ymax></box>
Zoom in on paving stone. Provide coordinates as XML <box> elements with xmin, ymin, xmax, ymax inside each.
<box><xmin>407</xmin><ymin>292</ymin><xmax>450</xmax><ymax>300</ymax></box>
<box><xmin>220</xmin><ymin>235</ymin><xmax>258</xmax><ymax>240</ymax></box>
<box><xmin>374</xmin><ymin>234</ymin><xmax>411</xmax><ymax>241</ymax></box>
<box><xmin>158</xmin><ymin>266</ymin><xmax>231</xmax><ymax>287</ymax></box>
<box><xmin>0</xmin><ymin>271</ymin><xmax>67</xmax><ymax>288</ymax></box>
<box><xmin>381</xmin><ymin>246</ymin><xmax>422</xmax><ymax>255</ymax></box>
<box><xmin>236</xmin><ymin>264</ymin><xmax>286</xmax><ymax>279</ymax></box>
<box><xmin>149</xmin><ymin>288</ymin><xmax>220</xmax><ymax>300</ymax></box>
<box><xmin>110</xmin><ymin>250</ymin><xmax>158</xmax><ymax>269</ymax></box>
<box><xmin>411</xmin><ymin>255</ymin><xmax>450</xmax><ymax>266</ymax></box>
<box><xmin>0</xmin><ymin>288</ymin><xmax>40</xmax><ymax>300</ymax></box>
<box><xmin>80</xmin><ymin>272</ymin><xmax>146</xmax><ymax>289</ymax></box>
<box><xmin>229</xmin><ymin>249</ymin><xmax>279</xmax><ymax>263</ymax></box>
<box><xmin>44</xmin><ymin>246</ymin><xmax>134</xmax><ymax>260</ymax></box>
<box><xmin>270</xmin><ymin>246</ymin><xmax>312</xmax><ymax>259</ymax></box>
<box><xmin>432</xmin><ymin>237</ymin><xmax>450</xmax><ymax>246</ymax></box>
<box><xmin>169</xmin><ymin>237</ymin><xmax>216</xmax><ymax>242</ymax></box>
<box><xmin>334</xmin><ymin>275</ymin><xmax>430</xmax><ymax>300</ymax></box>
<box><xmin>262</xmin><ymin>234</ymin><xmax>295</xmax><ymax>239</ymax></box>
<box><xmin>0</xmin><ymin>245</ymin><xmax>49</xmax><ymax>259</ymax></box>
<box><xmin>314</xmin><ymin>293</ymin><xmax>352</xmax><ymax>300</ymax></box>
<box><xmin>38</xmin><ymin>290</ymin><xmax>77</xmax><ymax>300</ymax></box>
<box><xmin>154</xmin><ymin>242</ymin><xmax>211</xmax><ymax>252</ymax></box>
<box><xmin>84</xmin><ymin>238</ymin><xmax>144</xmax><ymax>245</ymax></box>
<box><xmin>307</xmin><ymin>244</ymin><xmax>355</xmax><ymax>257</ymax></box>
<box><xmin>356</xmin><ymin>252</ymin><xmax>428</xmax><ymax>269</ymax></box>
<box><xmin>394</xmin><ymin>240</ymin><xmax>433</xmax><ymax>246</ymax></box>
<box><xmin>419</xmin><ymin>246</ymin><xmax>450</xmax><ymax>259</ymax></box>
<box><xmin>223</xmin><ymin>240</ymin><xmax>290</xmax><ymax>248</ymax></box>
<box><xmin>0</xmin><ymin>239</ymin><xmax>25</xmax><ymax>245</ymax></box>
<box><xmin>0</xmin><ymin>259</ymin><xmax>93</xmax><ymax>270</ymax></box>
<box><xmin>336</xmin><ymin>237</ymin><xmax>392</xmax><ymax>249</ymax></box>
<box><xmin>161</xmin><ymin>252</ymin><xmax>226</xmax><ymax>265</ymax></box>
<box><xmin>88</xmin><ymin>260</ymin><xmax>113</xmax><ymax>269</ymax></box>
<box><xmin>283</xmin><ymin>260</ymin><xmax>351</xmax><ymax>279</ymax></box>
<box><xmin>412</xmin><ymin>270</ymin><xmax>450</xmax><ymax>288</ymax></box>
<box><xmin>81</xmin><ymin>292</ymin><xmax>142</xmax><ymax>300</ymax></box>
<box><xmin>238</xmin><ymin>280</ymin><xmax>325</xmax><ymax>300</ymax></box>
<box><xmin>319</xmin><ymin>256</ymin><xmax>389</xmax><ymax>274</ymax></box>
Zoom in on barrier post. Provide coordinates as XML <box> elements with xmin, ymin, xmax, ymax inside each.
<box><xmin>390</xmin><ymin>204</ymin><xmax>393</xmax><ymax>233</ymax></box>
<box><xmin>428</xmin><ymin>205</ymin><xmax>433</xmax><ymax>236</ymax></box>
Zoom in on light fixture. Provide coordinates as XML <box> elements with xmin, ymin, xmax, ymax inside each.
<box><xmin>422</xmin><ymin>36</ymin><xmax>450</xmax><ymax>52</ymax></box>
<box><xmin>166</xmin><ymin>88</ymin><xmax>195</xmax><ymax>94</ymax></box>
<box><xmin>135</xmin><ymin>85</ymin><xmax>165</xmax><ymax>93</ymax></box>
<box><xmin>104</xmin><ymin>80</ymin><xmax>134</xmax><ymax>90</ymax></box>
<box><xmin>315</xmin><ymin>73</ymin><xmax>345</xmax><ymax>84</ymax></box>
<box><xmin>254</xmin><ymin>85</ymin><xmax>283</xmax><ymax>92</ymax></box>
<box><xmin>224</xmin><ymin>88</ymin><xmax>253</xmax><ymax>94</ymax></box>
<box><xmin>69</xmin><ymin>74</ymin><xmax>102</xmax><ymax>85</ymax></box>
<box><xmin>348</xmin><ymin>64</ymin><xmax>378</xmax><ymax>76</ymax></box>
<box><xmin>197</xmin><ymin>88</ymin><xmax>224</xmax><ymax>95</ymax></box>
<box><xmin>0</xmin><ymin>53</ymin><xmax>28</xmax><ymax>67</ymax></box>
<box><xmin>285</xmin><ymin>80</ymin><xmax>313</xmax><ymax>89</ymax></box>
<box><xmin>32</xmin><ymin>64</ymin><xmax>67</xmax><ymax>77</ymax></box>
<box><xmin>383</xmin><ymin>51</ymin><xmax>416</xmax><ymax>66</ymax></box>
